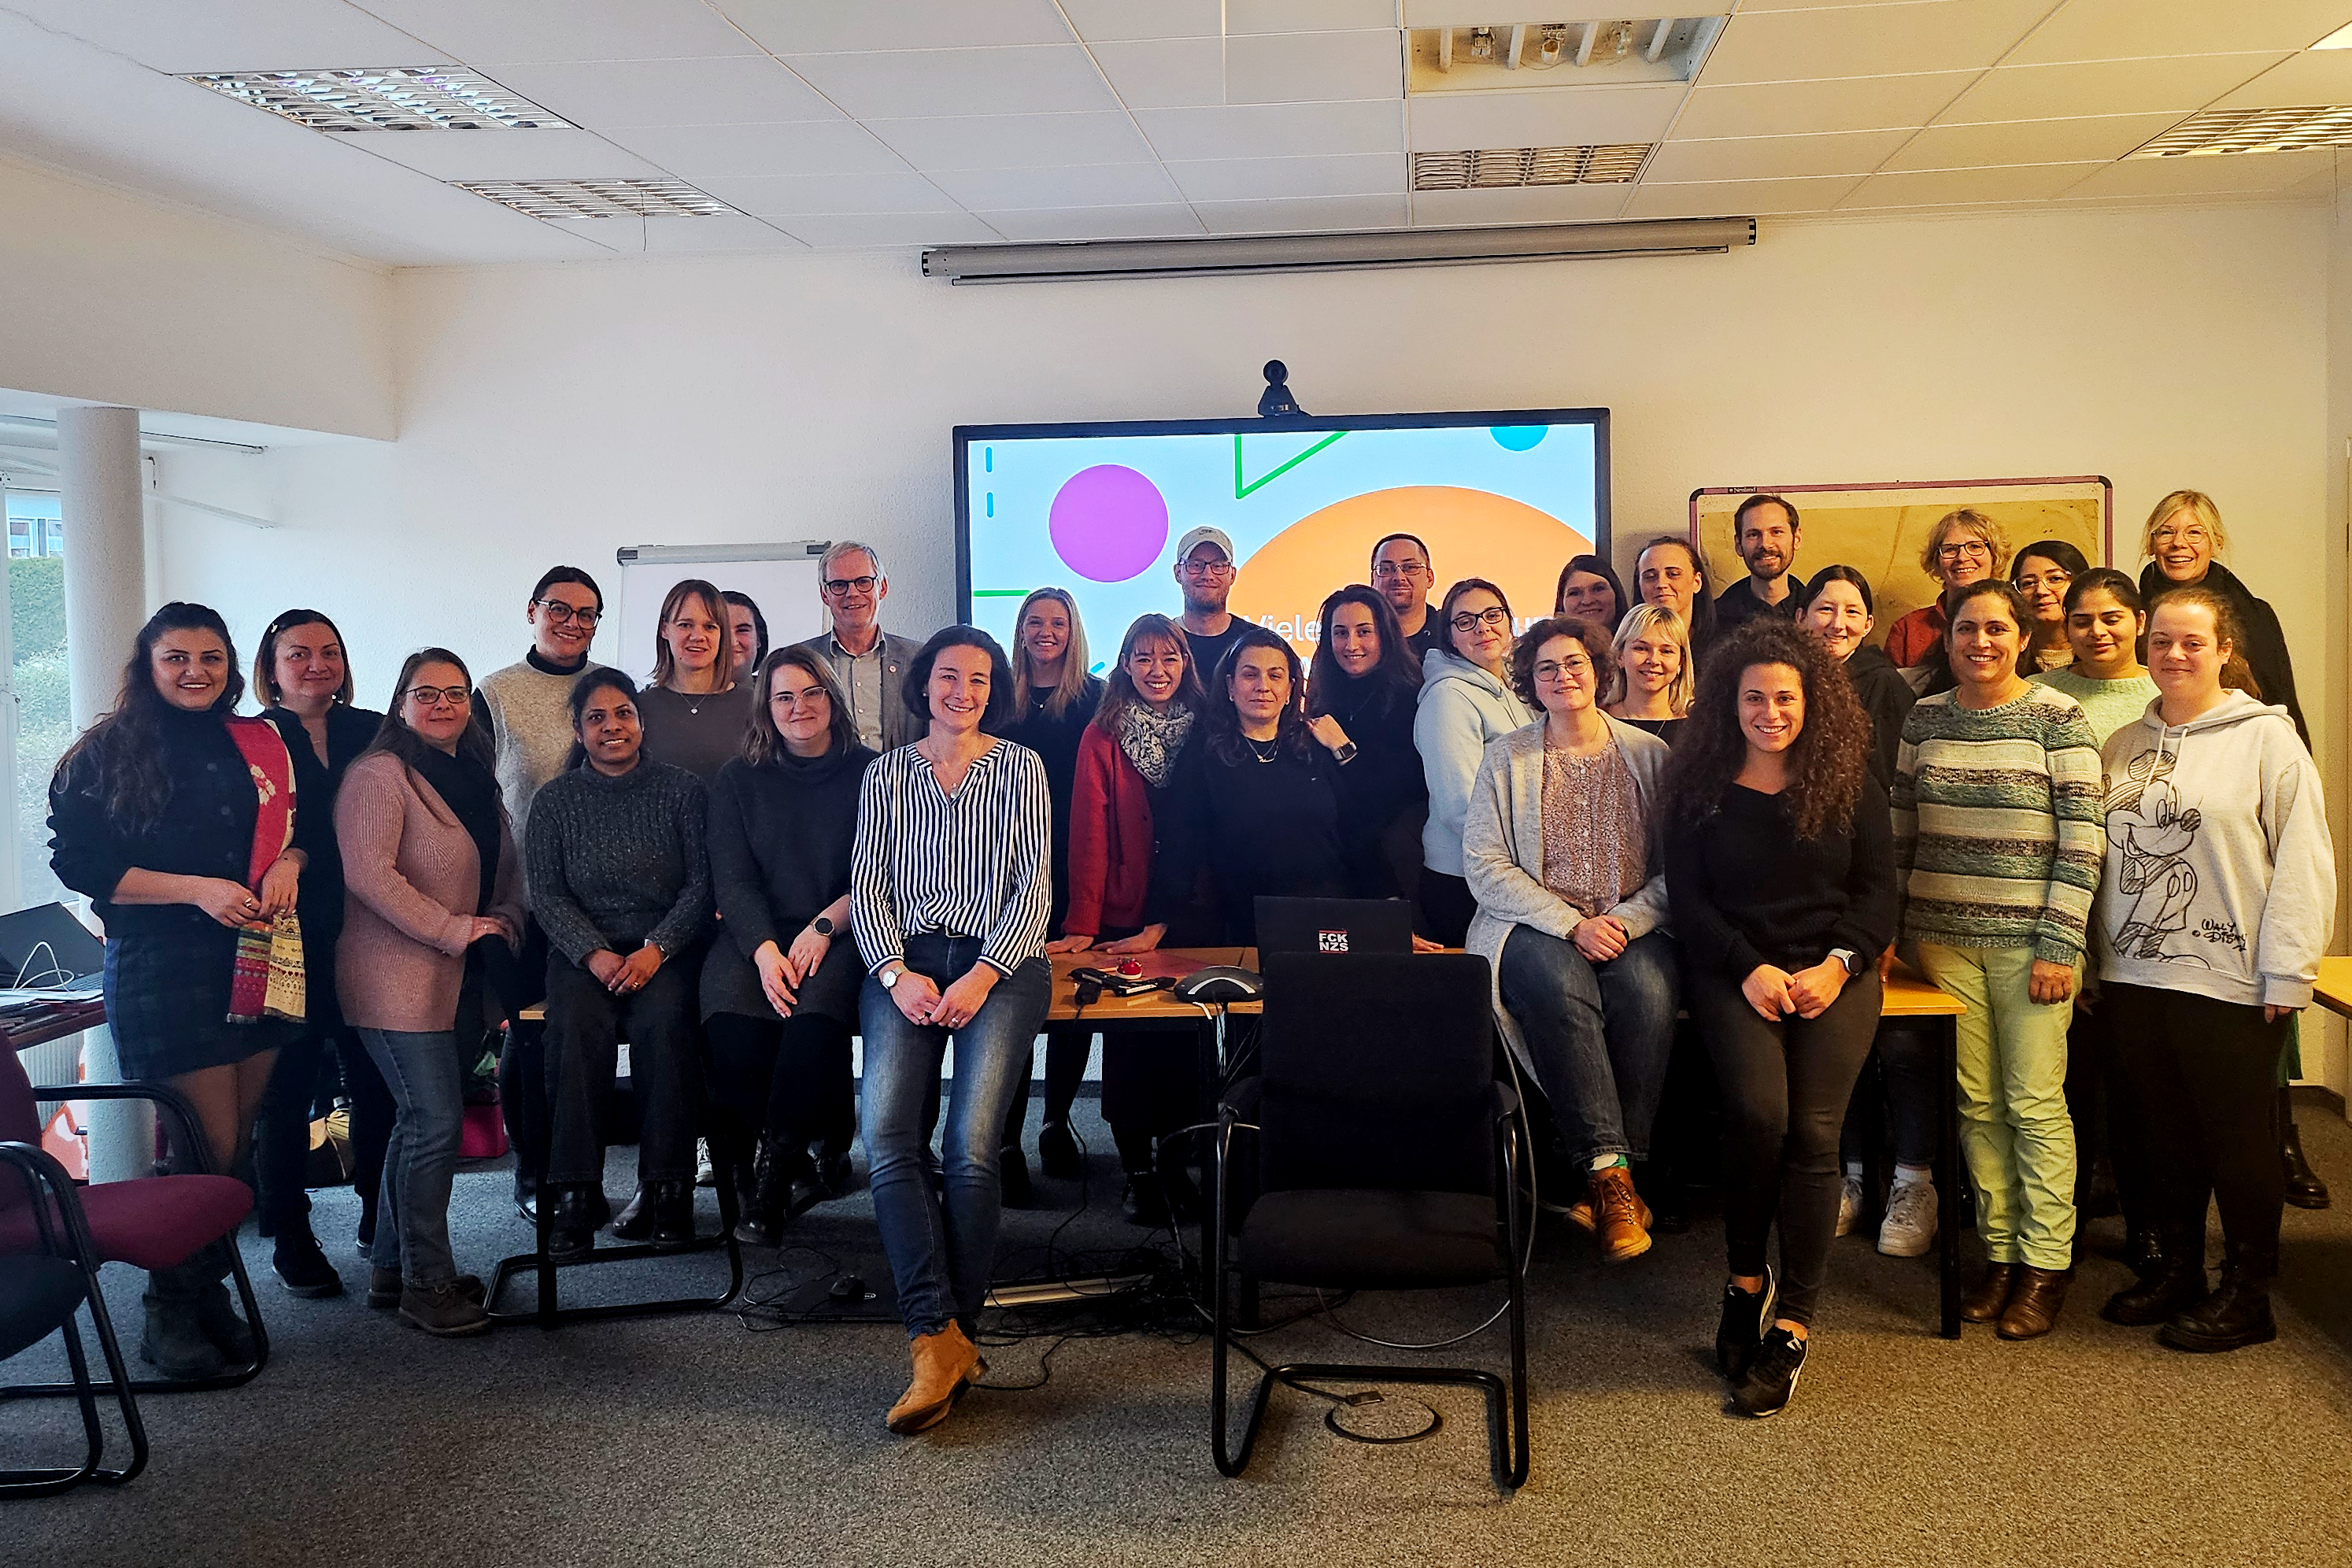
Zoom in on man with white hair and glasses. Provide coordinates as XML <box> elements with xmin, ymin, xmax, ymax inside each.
<box><xmin>790</xmin><ymin>541</ymin><xmax>928</xmax><ymax>753</ymax></box>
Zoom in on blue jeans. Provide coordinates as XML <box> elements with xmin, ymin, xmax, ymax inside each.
<box><xmin>858</xmin><ymin>934</ymin><xmax>1052</xmax><ymax>1341</ymax></box>
<box><xmin>357</xmin><ymin>1027</ymin><xmax>467</xmax><ymax>1289</ymax></box>
<box><xmin>1498</xmin><ymin>924</ymin><xmax>1681</xmax><ymax>1165</ymax></box>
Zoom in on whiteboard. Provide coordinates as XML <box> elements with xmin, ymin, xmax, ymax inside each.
<box><xmin>612</xmin><ymin>542</ymin><xmax>831</xmax><ymax>683</ymax></box>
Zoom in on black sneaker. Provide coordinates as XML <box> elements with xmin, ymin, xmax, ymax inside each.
<box><xmin>273</xmin><ymin>1228</ymin><xmax>346</xmax><ymax>1299</ymax></box>
<box><xmin>1732</xmin><ymin>1326</ymin><xmax>1807</xmax><ymax>1419</ymax></box>
<box><xmin>1715</xmin><ymin>1267</ymin><xmax>1774</xmax><ymax>1381</ymax></box>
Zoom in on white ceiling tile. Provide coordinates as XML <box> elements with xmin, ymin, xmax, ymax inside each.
<box><xmin>482</xmin><ymin>56</ymin><xmax>839</xmax><ymax>127</ymax></box>
<box><xmin>976</xmin><ymin>205</ymin><xmax>1207</xmax><ymax>239</ymax></box>
<box><xmin>1644</xmin><ymin>128</ymin><xmax>1910</xmax><ymax>180</ymax></box>
<box><xmin>1223</xmin><ymin>30</ymin><xmax>1404</xmax><ymax>104</ymax></box>
<box><xmin>353</xmin><ymin>0</ymin><xmax>759</xmax><ymax>65</ymax></box>
<box><xmin>867</xmin><ymin>112</ymin><xmax>1154</xmax><ymax>172</ymax></box>
<box><xmin>928</xmin><ymin>163</ymin><xmax>1185</xmax><ymax>208</ymax></box>
<box><xmin>1137</xmin><ymin>100</ymin><xmax>1405</xmax><ymax>159</ymax></box>
<box><xmin>778</xmin><ymin>211</ymin><xmax>1004</xmax><ymax>247</ymax></box>
<box><xmin>2210</xmin><ymin>50</ymin><xmax>2352</xmax><ymax>110</ymax></box>
<box><xmin>1837</xmin><ymin>161</ymin><xmax>2107</xmax><ymax>208</ymax></box>
<box><xmin>712</xmin><ymin>0</ymin><xmax>1075</xmax><ymax>54</ymax></box>
<box><xmin>1226</xmin><ymin>0</ymin><xmax>1403</xmax><ymax>32</ymax></box>
<box><xmin>10</xmin><ymin>0</ymin><xmax>437</xmax><ymax>73</ymax></box>
<box><xmin>1880</xmin><ymin>113</ymin><xmax>2188</xmax><ymax>172</ymax></box>
<box><xmin>1699</xmin><ymin>0</ymin><xmax>2052</xmax><ymax>85</ymax></box>
<box><xmin>1405</xmin><ymin>83</ymin><xmax>1683</xmax><ymax>149</ymax></box>
<box><xmin>1619</xmin><ymin>173</ymin><xmax>1865</xmax><ymax>217</ymax></box>
<box><xmin>1939</xmin><ymin>55</ymin><xmax>2287</xmax><ymax>122</ymax></box>
<box><xmin>1196</xmin><ymin>193</ymin><xmax>1411</xmax><ymax>231</ymax></box>
<box><xmin>1673</xmin><ymin>73</ymin><xmax>1975</xmax><ymax>137</ymax></box>
<box><xmin>601</xmin><ymin>121</ymin><xmax>910</xmax><ymax>177</ymax></box>
<box><xmin>1060</xmin><ymin>0</ymin><xmax>1226</xmax><ymax>42</ymax></box>
<box><xmin>784</xmin><ymin>46</ymin><xmax>1121</xmax><ymax>117</ymax></box>
<box><xmin>337</xmin><ymin>128</ymin><xmax>672</xmax><ymax>180</ymax></box>
<box><xmin>2063</xmin><ymin>146</ymin><xmax>2338</xmax><ymax>198</ymax></box>
<box><xmin>2006</xmin><ymin>0</ymin><xmax>2352</xmax><ymax>66</ymax></box>
<box><xmin>1092</xmin><ymin>39</ymin><xmax>1225</xmax><ymax>109</ymax></box>
<box><xmin>1408</xmin><ymin>184</ymin><xmax>1631</xmax><ymax>224</ymax></box>
<box><xmin>1167</xmin><ymin>152</ymin><xmax>1406</xmax><ymax>199</ymax></box>
<box><xmin>1732</xmin><ymin>0</ymin><xmax>1967</xmax><ymax>8</ymax></box>
<box><xmin>693</xmin><ymin>169</ymin><xmax>959</xmax><ymax>215</ymax></box>
<box><xmin>581</xmin><ymin>213</ymin><xmax>808</xmax><ymax>253</ymax></box>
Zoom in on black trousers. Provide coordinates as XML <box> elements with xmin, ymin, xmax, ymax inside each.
<box><xmin>2071</xmin><ymin>996</ymin><xmax>2150</xmax><ymax>1230</ymax></box>
<box><xmin>253</xmin><ymin>1024</ymin><xmax>393</xmax><ymax>1233</ymax></box>
<box><xmin>1419</xmin><ymin>870</ymin><xmax>1477</xmax><ymax>951</ymax></box>
<box><xmin>1692</xmin><ymin>965</ymin><xmax>1883</xmax><ymax>1328</ymax></box>
<box><xmin>2102</xmin><ymin>982</ymin><xmax>2286</xmax><ymax>1261</ymax></box>
<box><xmin>1001</xmin><ymin>1022</ymin><xmax>1090</xmax><ymax>1150</ymax></box>
<box><xmin>704</xmin><ymin>1010</ymin><xmax>854</xmax><ymax>1170</ymax></box>
<box><xmin>498</xmin><ymin>918</ymin><xmax>553</xmax><ymax>1190</ymax></box>
<box><xmin>544</xmin><ymin>955</ymin><xmax>702</xmax><ymax>1189</ymax></box>
<box><xmin>1101</xmin><ymin>1028</ymin><xmax>1204</xmax><ymax>1174</ymax></box>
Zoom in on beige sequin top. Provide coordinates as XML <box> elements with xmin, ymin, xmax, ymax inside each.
<box><xmin>1540</xmin><ymin>736</ymin><xmax>1648</xmax><ymax>919</ymax></box>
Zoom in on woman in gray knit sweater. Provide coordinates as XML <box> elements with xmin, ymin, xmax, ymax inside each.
<box><xmin>524</xmin><ymin>670</ymin><xmax>712</xmax><ymax>1262</ymax></box>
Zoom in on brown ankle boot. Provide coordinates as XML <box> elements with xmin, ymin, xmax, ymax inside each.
<box><xmin>1589</xmin><ymin>1165</ymin><xmax>1653</xmax><ymax>1263</ymax></box>
<box><xmin>1996</xmin><ymin>1266</ymin><xmax>2070</xmax><ymax>1340</ymax></box>
<box><xmin>1961</xmin><ymin>1262</ymin><xmax>2017</xmax><ymax>1323</ymax></box>
<box><xmin>885</xmin><ymin>1322</ymin><xmax>985</xmax><ymax>1435</ymax></box>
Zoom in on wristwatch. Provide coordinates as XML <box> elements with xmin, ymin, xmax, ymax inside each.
<box><xmin>1829</xmin><ymin>948</ymin><xmax>1862</xmax><ymax>976</ymax></box>
<box><xmin>879</xmin><ymin>964</ymin><xmax>904</xmax><ymax>989</ymax></box>
<box><xmin>812</xmin><ymin>915</ymin><xmax>836</xmax><ymax>937</ymax></box>
<box><xmin>1331</xmin><ymin>740</ymin><xmax>1359</xmax><ymax>765</ymax></box>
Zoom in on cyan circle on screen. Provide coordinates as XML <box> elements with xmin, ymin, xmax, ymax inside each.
<box><xmin>1490</xmin><ymin>426</ymin><xmax>1547</xmax><ymax>452</ymax></box>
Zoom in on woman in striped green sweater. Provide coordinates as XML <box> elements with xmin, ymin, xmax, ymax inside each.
<box><xmin>1893</xmin><ymin>579</ymin><xmax>2105</xmax><ymax>1341</ymax></box>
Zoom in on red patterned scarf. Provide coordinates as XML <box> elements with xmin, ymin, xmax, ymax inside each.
<box><xmin>225</xmin><ymin>717</ymin><xmax>305</xmax><ymax>1024</ymax></box>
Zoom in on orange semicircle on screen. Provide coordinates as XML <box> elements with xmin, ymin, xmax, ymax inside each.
<box><xmin>1226</xmin><ymin>485</ymin><xmax>1592</xmax><ymax>655</ymax></box>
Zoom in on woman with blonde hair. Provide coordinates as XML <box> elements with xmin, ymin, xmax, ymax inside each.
<box><xmin>1605</xmin><ymin>603</ymin><xmax>1694</xmax><ymax>745</ymax></box>
<box><xmin>996</xmin><ymin>586</ymin><xmax>1106</xmax><ymax>1199</ymax></box>
<box><xmin>1883</xmin><ymin>508</ymin><xmax>2011</xmax><ymax>679</ymax></box>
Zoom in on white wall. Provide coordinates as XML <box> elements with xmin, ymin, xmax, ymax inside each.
<box><xmin>140</xmin><ymin>198</ymin><xmax>2345</xmax><ymax>1086</ymax></box>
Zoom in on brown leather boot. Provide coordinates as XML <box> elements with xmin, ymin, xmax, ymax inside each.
<box><xmin>885</xmin><ymin>1322</ymin><xmax>985</xmax><ymax>1435</ymax></box>
<box><xmin>1995</xmin><ymin>1265</ymin><xmax>2070</xmax><ymax>1340</ymax></box>
<box><xmin>1960</xmin><ymin>1262</ymin><xmax>2017</xmax><ymax>1323</ymax></box>
<box><xmin>1589</xmin><ymin>1165</ymin><xmax>1652</xmax><ymax>1263</ymax></box>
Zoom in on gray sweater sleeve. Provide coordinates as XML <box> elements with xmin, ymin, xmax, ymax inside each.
<box><xmin>646</xmin><ymin>771</ymin><xmax>711</xmax><ymax>960</ymax></box>
<box><xmin>524</xmin><ymin>778</ymin><xmax>612</xmax><ymax>966</ymax></box>
<box><xmin>2254</xmin><ymin>732</ymin><xmax>2337</xmax><ymax>1009</ymax></box>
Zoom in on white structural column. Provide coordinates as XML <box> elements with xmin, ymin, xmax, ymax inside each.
<box><xmin>55</xmin><ymin>404</ymin><xmax>150</xmax><ymax>1180</ymax></box>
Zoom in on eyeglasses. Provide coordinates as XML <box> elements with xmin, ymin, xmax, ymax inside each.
<box><xmin>534</xmin><ymin>599</ymin><xmax>601</xmax><ymax>627</ymax></box>
<box><xmin>1936</xmin><ymin>541</ymin><xmax>1993</xmax><ymax>562</ymax></box>
<box><xmin>405</xmin><ymin>685</ymin><xmax>472</xmax><ymax>708</ymax></box>
<box><xmin>1451</xmin><ymin>606</ymin><xmax>1511</xmax><ymax>634</ymax></box>
<box><xmin>1180</xmin><ymin>560</ymin><xmax>1233</xmax><ymax>579</ymax></box>
<box><xmin>1533</xmin><ymin>658</ymin><xmax>1590</xmax><ymax>683</ymax></box>
<box><xmin>2150</xmin><ymin>526</ymin><xmax>2211</xmax><ymax>546</ymax></box>
<box><xmin>1371</xmin><ymin>561</ymin><xmax>1428</xmax><ymax>580</ymax></box>
<box><xmin>822</xmin><ymin>575</ymin><xmax>878</xmax><ymax>596</ymax></box>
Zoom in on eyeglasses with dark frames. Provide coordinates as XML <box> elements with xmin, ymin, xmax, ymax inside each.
<box><xmin>534</xmin><ymin>598</ymin><xmax>601</xmax><ymax>627</ymax></box>
<box><xmin>405</xmin><ymin>685</ymin><xmax>472</xmax><ymax>708</ymax></box>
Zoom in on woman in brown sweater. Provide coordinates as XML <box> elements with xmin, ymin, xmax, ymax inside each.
<box><xmin>337</xmin><ymin>648</ymin><xmax>524</xmax><ymax>1337</ymax></box>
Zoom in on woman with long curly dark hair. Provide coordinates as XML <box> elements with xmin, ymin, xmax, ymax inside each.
<box><xmin>1304</xmin><ymin>585</ymin><xmax>1427</xmax><ymax>903</ymax></box>
<box><xmin>1664</xmin><ymin>617</ymin><xmax>1897</xmax><ymax>1418</ymax></box>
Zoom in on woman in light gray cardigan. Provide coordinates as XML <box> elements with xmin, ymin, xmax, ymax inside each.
<box><xmin>1463</xmin><ymin>616</ymin><xmax>1677</xmax><ymax>1265</ymax></box>
<box><xmin>338</xmin><ymin>649</ymin><xmax>523</xmax><ymax>1338</ymax></box>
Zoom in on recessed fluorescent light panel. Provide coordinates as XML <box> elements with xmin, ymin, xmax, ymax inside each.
<box><xmin>180</xmin><ymin>68</ymin><xmax>567</xmax><ymax>131</ymax></box>
<box><xmin>1411</xmin><ymin>145</ymin><xmax>1654</xmax><ymax>189</ymax></box>
<box><xmin>455</xmin><ymin>179</ymin><xmax>738</xmax><ymax>220</ymax></box>
<box><xmin>2311</xmin><ymin>20</ymin><xmax>2352</xmax><ymax>49</ymax></box>
<box><xmin>2129</xmin><ymin>105</ymin><xmax>2352</xmax><ymax>157</ymax></box>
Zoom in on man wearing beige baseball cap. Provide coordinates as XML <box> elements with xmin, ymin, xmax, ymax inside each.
<box><xmin>1171</xmin><ymin>524</ymin><xmax>1246</xmax><ymax>682</ymax></box>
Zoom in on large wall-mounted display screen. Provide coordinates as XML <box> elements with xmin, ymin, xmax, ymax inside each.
<box><xmin>956</xmin><ymin>409</ymin><xmax>1609</xmax><ymax>668</ymax></box>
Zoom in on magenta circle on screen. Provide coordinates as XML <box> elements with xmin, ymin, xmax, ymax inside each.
<box><xmin>1048</xmin><ymin>464</ymin><xmax>1170</xmax><ymax>582</ymax></box>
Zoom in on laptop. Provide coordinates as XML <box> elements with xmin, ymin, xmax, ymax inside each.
<box><xmin>0</xmin><ymin>902</ymin><xmax>107</xmax><ymax>989</ymax></box>
<box><xmin>1253</xmin><ymin>897</ymin><xmax>1415</xmax><ymax>958</ymax></box>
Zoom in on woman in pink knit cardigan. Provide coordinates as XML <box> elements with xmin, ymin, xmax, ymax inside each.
<box><xmin>336</xmin><ymin>648</ymin><xmax>524</xmax><ymax>1337</ymax></box>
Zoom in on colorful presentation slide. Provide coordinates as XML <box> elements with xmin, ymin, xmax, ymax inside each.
<box><xmin>960</xmin><ymin>414</ymin><xmax>1606</xmax><ymax>670</ymax></box>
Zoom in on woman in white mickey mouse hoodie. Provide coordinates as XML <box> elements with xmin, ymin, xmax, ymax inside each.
<box><xmin>2091</xmin><ymin>588</ymin><xmax>2335</xmax><ymax>1354</ymax></box>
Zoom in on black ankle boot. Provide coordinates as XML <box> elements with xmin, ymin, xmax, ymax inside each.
<box><xmin>610</xmin><ymin>1184</ymin><xmax>656</xmax><ymax>1240</ymax></box>
<box><xmin>650</xmin><ymin>1181</ymin><xmax>696</xmax><ymax>1249</ymax></box>
<box><xmin>1000</xmin><ymin>1146</ymin><xmax>1033</xmax><ymax>1207</ymax></box>
<box><xmin>2160</xmin><ymin>1241</ymin><xmax>2278</xmax><ymax>1353</ymax></box>
<box><xmin>548</xmin><ymin>1186</ymin><xmax>597</xmax><ymax>1263</ymax></box>
<box><xmin>1122</xmin><ymin>1170</ymin><xmax>1172</xmax><ymax>1227</ymax></box>
<box><xmin>1037</xmin><ymin>1120</ymin><xmax>1081</xmax><ymax>1180</ymax></box>
<box><xmin>734</xmin><ymin>1142</ymin><xmax>791</xmax><ymax>1246</ymax></box>
<box><xmin>2122</xmin><ymin>1221</ymin><xmax>2165</xmax><ymax>1281</ymax></box>
<box><xmin>2103</xmin><ymin>1243</ymin><xmax>2206</xmax><ymax>1326</ymax></box>
<box><xmin>2282</xmin><ymin>1089</ymin><xmax>2330</xmax><ymax>1210</ymax></box>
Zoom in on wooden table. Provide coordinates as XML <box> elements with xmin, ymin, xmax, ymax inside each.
<box><xmin>2310</xmin><ymin>956</ymin><xmax>2352</xmax><ymax>1021</ymax></box>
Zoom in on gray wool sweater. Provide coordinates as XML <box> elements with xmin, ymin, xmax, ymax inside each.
<box><xmin>523</xmin><ymin>758</ymin><xmax>711</xmax><ymax>966</ymax></box>
<box><xmin>478</xmin><ymin>654</ymin><xmax>606</xmax><ymax>852</ymax></box>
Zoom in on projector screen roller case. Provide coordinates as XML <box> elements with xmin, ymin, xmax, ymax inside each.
<box><xmin>956</xmin><ymin>409</ymin><xmax>1610</xmax><ymax>667</ymax></box>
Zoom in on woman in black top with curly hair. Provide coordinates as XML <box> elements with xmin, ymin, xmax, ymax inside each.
<box><xmin>1304</xmin><ymin>585</ymin><xmax>1426</xmax><ymax>904</ymax></box>
<box><xmin>1156</xmin><ymin>625</ymin><xmax>1349</xmax><ymax>946</ymax></box>
<box><xmin>1663</xmin><ymin>617</ymin><xmax>1897</xmax><ymax>1418</ymax></box>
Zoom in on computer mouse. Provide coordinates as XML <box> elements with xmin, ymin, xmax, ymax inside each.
<box><xmin>829</xmin><ymin>1274</ymin><xmax>866</xmax><ymax>1302</ymax></box>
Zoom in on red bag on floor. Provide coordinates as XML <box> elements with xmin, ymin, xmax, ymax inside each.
<box><xmin>460</xmin><ymin>1100</ymin><xmax>508</xmax><ymax>1160</ymax></box>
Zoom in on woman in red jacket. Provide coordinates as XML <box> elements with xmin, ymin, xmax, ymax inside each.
<box><xmin>1051</xmin><ymin>613</ymin><xmax>1209</xmax><ymax>1224</ymax></box>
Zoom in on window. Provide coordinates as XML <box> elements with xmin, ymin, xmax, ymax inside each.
<box><xmin>4</xmin><ymin>490</ymin><xmax>68</xmax><ymax>907</ymax></box>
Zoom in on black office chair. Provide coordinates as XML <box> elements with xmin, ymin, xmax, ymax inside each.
<box><xmin>1210</xmin><ymin>951</ymin><xmax>1529</xmax><ymax>1492</ymax></box>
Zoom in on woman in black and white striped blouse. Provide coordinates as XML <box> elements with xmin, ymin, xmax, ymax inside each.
<box><xmin>851</xmin><ymin>624</ymin><xmax>1053</xmax><ymax>1437</ymax></box>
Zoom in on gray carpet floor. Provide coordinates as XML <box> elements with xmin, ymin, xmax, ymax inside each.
<box><xmin>10</xmin><ymin>1095</ymin><xmax>2352</xmax><ymax>1567</ymax></box>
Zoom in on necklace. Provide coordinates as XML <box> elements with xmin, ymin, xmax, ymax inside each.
<box><xmin>1244</xmin><ymin>734</ymin><xmax>1280</xmax><ymax>764</ymax></box>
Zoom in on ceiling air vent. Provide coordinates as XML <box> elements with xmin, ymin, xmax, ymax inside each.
<box><xmin>180</xmin><ymin>67</ymin><xmax>566</xmax><ymax>131</ymax></box>
<box><xmin>455</xmin><ymin>179</ymin><xmax>738</xmax><ymax>219</ymax></box>
<box><xmin>1406</xmin><ymin>18</ymin><xmax>1726</xmax><ymax>91</ymax></box>
<box><xmin>1412</xmin><ymin>145</ymin><xmax>1653</xmax><ymax>190</ymax></box>
<box><xmin>2128</xmin><ymin>105</ymin><xmax>2352</xmax><ymax>158</ymax></box>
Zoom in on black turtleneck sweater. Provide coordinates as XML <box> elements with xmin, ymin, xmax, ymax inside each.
<box><xmin>700</xmin><ymin>743</ymin><xmax>877</xmax><ymax>1026</ymax></box>
<box><xmin>2138</xmin><ymin>559</ymin><xmax>2306</xmax><ymax>748</ymax></box>
<box><xmin>997</xmin><ymin>675</ymin><xmax>1105</xmax><ymax>934</ymax></box>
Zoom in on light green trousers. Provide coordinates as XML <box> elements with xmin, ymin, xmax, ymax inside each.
<box><xmin>1916</xmin><ymin>943</ymin><xmax>2080</xmax><ymax>1271</ymax></box>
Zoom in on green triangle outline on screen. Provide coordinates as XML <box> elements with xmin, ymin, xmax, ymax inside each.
<box><xmin>1233</xmin><ymin>430</ymin><xmax>1347</xmax><ymax>500</ymax></box>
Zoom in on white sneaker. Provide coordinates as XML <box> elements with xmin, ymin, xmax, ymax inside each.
<box><xmin>695</xmin><ymin>1137</ymin><xmax>716</xmax><ymax>1188</ymax></box>
<box><xmin>1834</xmin><ymin>1174</ymin><xmax>1863</xmax><ymax>1237</ymax></box>
<box><xmin>1878</xmin><ymin>1178</ymin><xmax>1938</xmax><ymax>1257</ymax></box>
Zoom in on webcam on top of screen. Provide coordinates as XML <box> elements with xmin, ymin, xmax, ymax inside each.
<box><xmin>1259</xmin><ymin>359</ymin><xmax>1308</xmax><ymax>420</ymax></box>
